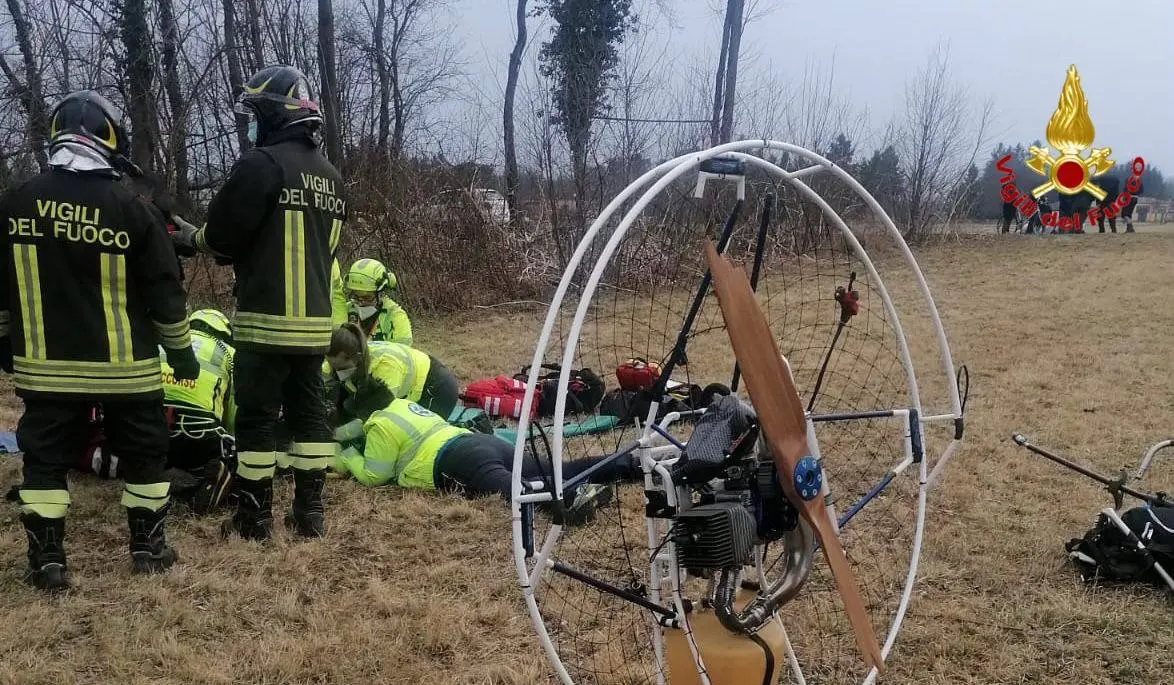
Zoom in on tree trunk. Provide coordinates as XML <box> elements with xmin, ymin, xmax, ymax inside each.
<box><xmin>718</xmin><ymin>0</ymin><xmax>744</xmax><ymax>144</ymax></box>
<box><xmin>118</xmin><ymin>0</ymin><xmax>156</xmax><ymax>173</ymax></box>
<box><xmin>709</xmin><ymin>0</ymin><xmax>732</xmax><ymax>147</ymax></box>
<box><xmin>222</xmin><ymin>0</ymin><xmax>250</xmax><ymax>151</ymax></box>
<box><xmin>374</xmin><ymin>0</ymin><xmax>390</xmax><ymax>155</ymax></box>
<box><xmin>502</xmin><ymin>0</ymin><xmax>528</xmax><ymax>218</ymax></box>
<box><xmin>4</xmin><ymin>0</ymin><xmax>48</xmax><ymax>170</ymax></box>
<box><xmin>245</xmin><ymin>0</ymin><xmax>265</xmax><ymax>70</ymax></box>
<box><xmin>317</xmin><ymin>0</ymin><xmax>344</xmax><ymax>164</ymax></box>
<box><xmin>390</xmin><ymin>58</ymin><xmax>405</xmax><ymax>160</ymax></box>
<box><xmin>158</xmin><ymin>0</ymin><xmax>190</xmax><ymax>209</ymax></box>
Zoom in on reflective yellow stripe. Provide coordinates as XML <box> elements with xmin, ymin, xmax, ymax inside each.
<box><xmin>20</xmin><ymin>488</ymin><xmax>71</xmax><ymax>518</ymax></box>
<box><xmin>329</xmin><ymin>218</ymin><xmax>342</xmax><ymax>253</ymax></box>
<box><xmin>14</xmin><ymin>356</ymin><xmax>161</xmax><ymax>377</ymax></box>
<box><xmin>233</xmin><ymin>311</ymin><xmax>333</xmax><ymax>349</ymax></box>
<box><xmin>289</xmin><ymin>442</ymin><xmax>333</xmax><ymax>471</ymax></box>
<box><xmin>121</xmin><ymin>481</ymin><xmax>171</xmax><ymax>511</ymax></box>
<box><xmin>100</xmin><ymin>253</ymin><xmax>132</xmax><ymax>363</ymax></box>
<box><xmin>284</xmin><ymin>210</ymin><xmax>306</xmax><ymax>317</ymax></box>
<box><xmin>237</xmin><ymin>450</ymin><xmax>277</xmax><ymax>481</ymax></box>
<box><xmin>14</xmin><ymin>244</ymin><xmax>46</xmax><ymax>359</ymax></box>
<box><xmin>233</xmin><ymin>311</ymin><xmax>333</xmax><ymax>331</ymax></box>
<box><xmin>153</xmin><ymin>318</ymin><xmax>192</xmax><ymax>350</ymax></box>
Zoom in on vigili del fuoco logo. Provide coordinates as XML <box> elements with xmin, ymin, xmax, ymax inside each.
<box><xmin>996</xmin><ymin>65</ymin><xmax>1144</xmax><ymax>233</ymax></box>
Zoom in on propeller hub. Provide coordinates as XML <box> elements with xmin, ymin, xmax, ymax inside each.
<box><xmin>793</xmin><ymin>456</ymin><xmax>824</xmax><ymax>500</ymax></box>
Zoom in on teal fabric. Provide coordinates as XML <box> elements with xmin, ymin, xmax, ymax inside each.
<box><xmin>493</xmin><ymin>415</ymin><xmax>620</xmax><ymax>443</ymax></box>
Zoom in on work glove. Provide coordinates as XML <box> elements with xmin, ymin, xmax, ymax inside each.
<box><xmin>0</xmin><ymin>336</ymin><xmax>12</xmax><ymax>374</ymax></box>
<box><xmin>331</xmin><ymin>444</ymin><xmax>362</xmax><ymax>478</ymax></box>
<box><xmin>169</xmin><ymin>214</ymin><xmax>200</xmax><ymax>258</ymax></box>
<box><xmin>166</xmin><ymin>345</ymin><xmax>200</xmax><ymax>381</ymax></box>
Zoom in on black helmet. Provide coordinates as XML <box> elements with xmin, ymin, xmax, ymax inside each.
<box><xmin>48</xmin><ymin>90</ymin><xmax>130</xmax><ymax>160</ymax></box>
<box><xmin>236</xmin><ymin>65</ymin><xmax>322</xmax><ymax>141</ymax></box>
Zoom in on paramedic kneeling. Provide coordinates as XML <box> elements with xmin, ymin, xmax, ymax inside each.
<box><xmin>331</xmin><ymin>398</ymin><xmax>637</xmax><ymax>522</ymax></box>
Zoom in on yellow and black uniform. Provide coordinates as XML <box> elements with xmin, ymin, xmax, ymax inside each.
<box><xmin>177</xmin><ymin>65</ymin><xmax>344</xmax><ymax>540</ymax></box>
<box><xmin>0</xmin><ymin>90</ymin><xmax>198</xmax><ymax>589</ymax></box>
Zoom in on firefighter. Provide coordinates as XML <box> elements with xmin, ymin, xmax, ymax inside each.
<box><xmin>1095</xmin><ymin>174</ymin><xmax>1122</xmax><ymax>233</ymax></box>
<box><xmin>331</xmin><ymin>398</ymin><xmax>625</xmax><ymax>524</ymax></box>
<box><xmin>0</xmin><ymin>90</ymin><xmax>199</xmax><ymax>591</ymax></box>
<box><xmin>160</xmin><ymin>308</ymin><xmax>237</xmax><ymax>514</ymax></box>
<box><xmin>344</xmin><ymin>258</ymin><xmax>413</xmax><ymax>346</ymax></box>
<box><xmin>170</xmin><ymin>65</ymin><xmax>345</xmax><ymax>540</ymax></box>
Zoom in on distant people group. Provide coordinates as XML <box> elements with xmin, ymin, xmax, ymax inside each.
<box><xmin>1000</xmin><ymin>172</ymin><xmax>1143</xmax><ymax>235</ymax></box>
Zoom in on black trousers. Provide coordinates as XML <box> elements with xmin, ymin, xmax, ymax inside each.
<box><xmin>18</xmin><ymin>399</ymin><xmax>168</xmax><ymax>492</ymax></box>
<box><xmin>420</xmin><ymin>356</ymin><xmax>460</xmax><ymax>419</ymax></box>
<box><xmin>433</xmin><ymin>434</ymin><xmax>637</xmax><ymax>499</ymax></box>
<box><xmin>234</xmin><ymin>350</ymin><xmax>331</xmax><ymax>477</ymax></box>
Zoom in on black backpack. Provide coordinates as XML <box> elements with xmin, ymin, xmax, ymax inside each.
<box><xmin>514</xmin><ymin>364</ymin><xmax>605</xmax><ymax>419</ymax></box>
<box><xmin>1065</xmin><ymin>504</ymin><xmax>1174</xmax><ymax>587</ymax></box>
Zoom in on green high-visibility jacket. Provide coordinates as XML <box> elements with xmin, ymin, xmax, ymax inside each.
<box><xmin>159</xmin><ymin>330</ymin><xmax>236</xmax><ymax>434</ymax></box>
<box><xmin>332</xmin><ymin>398</ymin><xmax>467</xmax><ymax>488</ymax></box>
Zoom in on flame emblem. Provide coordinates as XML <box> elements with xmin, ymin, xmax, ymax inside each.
<box><xmin>1025</xmin><ymin>65</ymin><xmax>1114</xmax><ymax>200</ymax></box>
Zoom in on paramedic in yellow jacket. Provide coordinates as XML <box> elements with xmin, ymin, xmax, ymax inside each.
<box><xmin>330</xmin><ymin>258</ymin><xmax>348</xmax><ymax>326</ymax></box>
<box><xmin>324</xmin><ymin>324</ymin><xmax>459</xmax><ymax>437</ymax></box>
<box><xmin>159</xmin><ymin>309</ymin><xmax>237</xmax><ymax>514</ymax></box>
<box><xmin>344</xmin><ymin>258</ymin><xmax>412</xmax><ymax>345</ymax></box>
<box><xmin>331</xmin><ymin>398</ymin><xmax>634</xmax><ymax>522</ymax></box>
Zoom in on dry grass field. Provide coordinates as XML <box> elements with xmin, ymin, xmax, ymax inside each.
<box><xmin>2</xmin><ymin>224</ymin><xmax>1174</xmax><ymax>684</ymax></box>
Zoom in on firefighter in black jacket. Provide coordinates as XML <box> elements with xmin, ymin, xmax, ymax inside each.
<box><xmin>0</xmin><ymin>91</ymin><xmax>200</xmax><ymax>591</ymax></box>
<box><xmin>171</xmin><ymin>65</ymin><xmax>345</xmax><ymax>541</ymax></box>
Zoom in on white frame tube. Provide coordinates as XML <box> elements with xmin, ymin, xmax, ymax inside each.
<box><xmin>511</xmin><ymin>140</ymin><xmax>964</xmax><ymax>685</ymax></box>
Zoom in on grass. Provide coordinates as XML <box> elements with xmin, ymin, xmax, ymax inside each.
<box><xmin>2</xmin><ymin>223</ymin><xmax>1174</xmax><ymax>684</ymax></box>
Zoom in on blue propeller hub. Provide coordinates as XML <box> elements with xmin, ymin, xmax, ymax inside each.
<box><xmin>793</xmin><ymin>456</ymin><xmax>823</xmax><ymax>501</ymax></box>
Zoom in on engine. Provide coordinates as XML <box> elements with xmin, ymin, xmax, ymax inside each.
<box><xmin>662</xmin><ymin>394</ymin><xmax>814</xmax><ymax>634</ymax></box>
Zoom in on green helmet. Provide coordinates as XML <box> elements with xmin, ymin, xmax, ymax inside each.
<box><xmin>190</xmin><ymin>309</ymin><xmax>232</xmax><ymax>343</ymax></box>
<box><xmin>345</xmin><ymin>258</ymin><xmax>393</xmax><ymax>295</ymax></box>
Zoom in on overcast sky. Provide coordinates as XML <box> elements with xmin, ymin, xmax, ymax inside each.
<box><xmin>446</xmin><ymin>0</ymin><xmax>1173</xmax><ymax>171</ymax></box>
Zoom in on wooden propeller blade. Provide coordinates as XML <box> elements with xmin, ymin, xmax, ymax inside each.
<box><xmin>703</xmin><ymin>241</ymin><xmax>884</xmax><ymax>672</ymax></box>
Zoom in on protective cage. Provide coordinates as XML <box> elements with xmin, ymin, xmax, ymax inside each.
<box><xmin>509</xmin><ymin>140</ymin><xmax>965</xmax><ymax>685</ymax></box>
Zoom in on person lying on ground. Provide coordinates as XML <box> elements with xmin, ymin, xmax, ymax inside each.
<box><xmin>330</xmin><ymin>397</ymin><xmax>639</xmax><ymax>523</ymax></box>
<box><xmin>324</xmin><ymin>323</ymin><xmax>460</xmax><ymax>435</ymax></box>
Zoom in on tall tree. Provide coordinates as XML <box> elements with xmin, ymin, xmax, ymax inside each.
<box><xmin>2</xmin><ymin>0</ymin><xmax>49</xmax><ymax>170</ymax></box>
<box><xmin>708</xmin><ymin>2</ymin><xmax>732</xmax><ymax>147</ymax></box>
<box><xmin>502</xmin><ymin>0</ymin><xmax>528</xmax><ymax>218</ymax></box>
<box><xmin>119</xmin><ymin>0</ymin><xmax>157</xmax><ymax>172</ymax></box>
<box><xmin>717</xmin><ymin>0</ymin><xmax>743</xmax><ymax>144</ymax></box>
<box><xmin>158</xmin><ymin>0</ymin><xmax>190</xmax><ymax>208</ymax></box>
<box><xmin>222</xmin><ymin>0</ymin><xmax>250</xmax><ymax>151</ymax></box>
<box><xmin>318</xmin><ymin>0</ymin><xmax>344</xmax><ymax>164</ymax></box>
<box><xmin>536</xmin><ymin>0</ymin><xmax>636</xmax><ymax>252</ymax></box>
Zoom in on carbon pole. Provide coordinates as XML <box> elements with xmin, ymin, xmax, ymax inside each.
<box><xmin>1011</xmin><ymin>433</ymin><xmax>1167</xmax><ymax>506</ymax></box>
<box><xmin>730</xmin><ymin>193</ymin><xmax>775</xmax><ymax>392</ymax></box>
<box><xmin>653</xmin><ymin>198</ymin><xmax>744</xmax><ymax>400</ymax></box>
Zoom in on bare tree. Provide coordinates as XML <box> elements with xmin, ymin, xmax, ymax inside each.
<box><xmin>318</xmin><ymin>0</ymin><xmax>344</xmax><ymax>163</ymax></box>
<box><xmin>158</xmin><ymin>0</ymin><xmax>190</xmax><ymax>207</ymax></box>
<box><xmin>2</xmin><ymin>0</ymin><xmax>49</xmax><ymax>170</ymax></box>
<box><xmin>119</xmin><ymin>0</ymin><xmax>159</xmax><ymax>172</ymax></box>
<box><xmin>897</xmin><ymin>44</ymin><xmax>993</xmax><ymax>239</ymax></box>
<box><xmin>716</xmin><ymin>0</ymin><xmax>742</xmax><ymax>144</ymax></box>
<box><xmin>503</xmin><ymin>0</ymin><xmax>528</xmax><ymax>218</ymax></box>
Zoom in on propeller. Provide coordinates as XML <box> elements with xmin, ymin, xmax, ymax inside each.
<box><xmin>703</xmin><ymin>240</ymin><xmax>884</xmax><ymax>672</ymax></box>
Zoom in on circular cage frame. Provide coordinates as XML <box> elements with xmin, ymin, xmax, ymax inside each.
<box><xmin>509</xmin><ymin>139</ymin><xmax>966</xmax><ymax>685</ymax></box>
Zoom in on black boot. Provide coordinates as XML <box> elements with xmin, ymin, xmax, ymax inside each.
<box><xmin>221</xmin><ymin>477</ymin><xmax>274</xmax><ymax>541</ymax></box>
<box><xmin>285</xmin><ymin>469</ymin><xmax>326</xmax><ymax>538</ymax></box>
<box><xmin>127</xmin><ymin>504</ymin><xmax>179</xmax><ymax>574</ymax></box>
<box><xmin>21</xmin><ymin>513</ymin><xmax>70</xmax><ymax>591</ymax></box>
